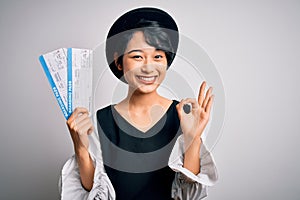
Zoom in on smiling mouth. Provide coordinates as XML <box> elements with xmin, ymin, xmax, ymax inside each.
<box><xmin>136</xmin><ymin>75</ymin><xmax>158</xmax><ymax>84</ymax></box>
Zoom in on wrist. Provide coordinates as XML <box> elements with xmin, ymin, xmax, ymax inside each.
<box><xmin>75</xmin><ymin>146</ymin><xmax>90</xmax><ymax>160</ymax></box>
<box><xmin>190</xmin><ymin>135</ymin><xmax>202</xmax><ymax>148</ymax></box>
<box><xmin>184</xmin><ymin>134</ymin><xmax>202</xmax><ymax>151</ymax></box>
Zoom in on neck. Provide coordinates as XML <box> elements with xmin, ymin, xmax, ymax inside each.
<box><xmin>125</xmin><ymin>88</ymin><xmax>160</xmax><ymax>109</ymax></box>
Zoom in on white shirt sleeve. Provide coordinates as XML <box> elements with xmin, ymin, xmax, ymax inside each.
<box><xmin>168</xmin><ymin>135</ymin><xmax>218</xmax><ymax>199</ymax></box>
<box><xmin>59</xmin><ymin>124</ymin><xmax>116</xmax><ymax>200</ymax></box>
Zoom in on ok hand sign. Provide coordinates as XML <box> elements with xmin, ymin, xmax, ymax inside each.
<box><xmin>176</xmin><ymin>81</ymin><xmax>214</xmax><ymax>148</ymax></box>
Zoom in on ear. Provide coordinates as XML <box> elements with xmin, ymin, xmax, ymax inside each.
<box><xmin>114</xmin><ymin>52</ymin><xmax>122</xmax><ymax>71</ymax></box>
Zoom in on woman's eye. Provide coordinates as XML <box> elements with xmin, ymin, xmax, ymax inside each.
<box><xmin>132</xmin><ymin>55</ymin><xmax>143</xmax><ymax>59</ymax></box>
<box><xmin>154</xmin><ymin>55</ymin><xmax>163</xmax><ymax>59</ymax></box>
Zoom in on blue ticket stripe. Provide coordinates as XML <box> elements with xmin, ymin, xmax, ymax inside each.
<box><xmin>39</xmin><ymin>55</ymin><xmax>69</xmax><ymax>119</ymax></box>
<box><xmin>67</xmin><ymin>48</ymin><xmax>73</xmax><ymax>115</ymax></box>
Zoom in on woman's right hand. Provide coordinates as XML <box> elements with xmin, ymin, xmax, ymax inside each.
<box><xmin>66</xmin><ymin>107</ymin><xmax>94</xmax><ymax>155</ymax></box>
<box><xmin>66</xmin><ymin>107</ymin><xmax>95</xmax><ymax>191</ymax></box>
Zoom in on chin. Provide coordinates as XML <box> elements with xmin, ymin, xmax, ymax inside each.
<box><xmin>134</xmin><ymin>84</ymin><xmax>159</xmax><ymax>94</ymax></box>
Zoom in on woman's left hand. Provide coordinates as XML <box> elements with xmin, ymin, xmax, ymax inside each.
<box><xmin>176</xmin><ymin>81</ymin><xmax>214</xmax><ymax>148</ymax></box>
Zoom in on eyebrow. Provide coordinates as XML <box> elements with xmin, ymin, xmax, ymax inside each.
<box><xmin>126</xmin><ymin>49</ymin><xmax>143</xmax><ymax>54</ymax></box>
<box><xmin>126</xmin><ymin>49</ymin><xmax>164</xmax><ymax>55</ymax></box>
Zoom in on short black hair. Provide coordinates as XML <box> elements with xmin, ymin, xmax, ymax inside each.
<box><xmin>105</xmin><ymin>7</ymin><xmax>179</xmax><ymax>82</ymax></box>
<box><xmin>114</xmin><ymin>19</ymin><xmax>175</xmax><ymax>70</ymax></box>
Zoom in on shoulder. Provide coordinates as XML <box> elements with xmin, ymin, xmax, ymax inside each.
<box><xmin>169</xmin><ymin>100</ymin><xmax>179</xmax><ymax>114</ymax></box>
<box><xmin>96</xmin><ymin>104</ymin><xmax>113</xmax><ymax>120</ymax></box>
<box><xmin>172</xmin><ymin>99</ymin><xmax>179</xmax><ymax>105</ymax></box>
<box><xmin>160</xmin><ymin>97</ymin><xmax>179</xmax><ymax>110</ymax></box>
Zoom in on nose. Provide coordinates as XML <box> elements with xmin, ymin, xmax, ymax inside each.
<box><xmin>141</xmin><ymin>58</ymin><xmax>155</xmax><ymax>73</ymax></box>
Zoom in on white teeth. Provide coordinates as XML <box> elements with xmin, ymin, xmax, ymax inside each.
<box><xmin>138</xmin><ymin>76</ymin><xmax>156</xmax><ymax>82</ymax></box>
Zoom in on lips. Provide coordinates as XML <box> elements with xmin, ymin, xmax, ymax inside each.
<box><xmin>136</xmin><ymin>75</ymin><xmax>157</xmax><ymax>84</ymax></box>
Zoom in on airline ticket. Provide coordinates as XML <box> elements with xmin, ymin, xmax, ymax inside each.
<box><xmin>39</xmin><ymin>48</ymin><xmax>93</xmax><ymax>119</ymax></box>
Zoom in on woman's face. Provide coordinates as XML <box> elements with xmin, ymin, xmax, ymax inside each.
<box><xmin>118</xmin><ymin>31</ymin><xmax>168</xmax><ymax>94</ymax></box>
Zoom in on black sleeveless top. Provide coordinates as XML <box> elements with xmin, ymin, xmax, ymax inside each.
<box><xmin>96</xmin><ymin>100</ymin><xmax>181</xmax><ymax>200</ymax></box>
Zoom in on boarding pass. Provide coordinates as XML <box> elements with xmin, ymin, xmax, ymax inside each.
<box><xmin>39</xmin><ymin>48</ymin><xmax>93</xmax><ymax>119</ymax></box>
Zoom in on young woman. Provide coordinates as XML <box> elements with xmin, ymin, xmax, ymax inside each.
<box><xmin>61</xmin><ymin>7</ymin><xmax>218</xmax><ymax>200</ymax></box>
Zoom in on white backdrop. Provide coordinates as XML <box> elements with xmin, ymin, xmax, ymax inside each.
<box><xmin>0</xmin><ymin>0</ymin><xmax>299</xmax><ymax>199</ymax></box>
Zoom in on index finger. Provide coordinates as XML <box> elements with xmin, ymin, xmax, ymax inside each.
<box><xmin>67</xmin><ymin>107</ymin><xmax>89</xmax><ymax>122</ymax></box>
